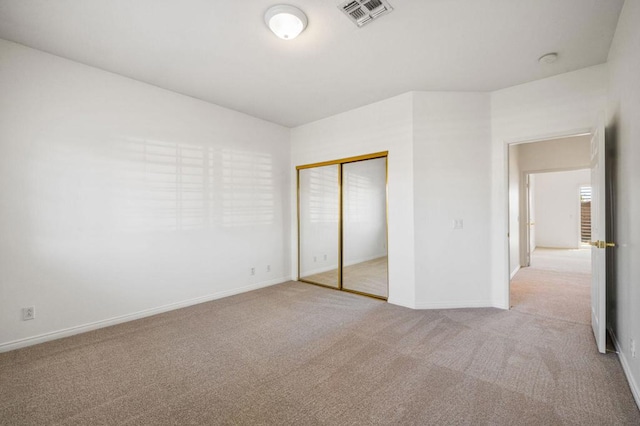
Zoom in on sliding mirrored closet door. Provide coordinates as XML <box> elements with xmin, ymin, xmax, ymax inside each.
<box><xmin>297</xmin><ymin>153</ymin><xmax>388</xmax><ymax>299</ymax></box>
<box><xmin>298</xmin><ymin>164</ymin><xmax>340</xmax><ymax>288</ymax></box>
<box><xmin>342</xmin><ymin>157</ymin><xmax>388</xmax><ymax>298</ymax></box>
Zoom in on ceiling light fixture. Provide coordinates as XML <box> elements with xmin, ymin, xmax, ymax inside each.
<box><xmin>264</xmin><ymin>4</ymin><xmax>308</xmax><ymax>40</ymax></box>
<box><xmin>538</xmin><ymin>52</ymin><xmax>558</xmax><ymax>64</ymax></box>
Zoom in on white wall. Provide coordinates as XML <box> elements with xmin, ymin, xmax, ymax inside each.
<box><xmin>534</xmin><ymin>169</ymin><xmax>590</xmax><ymax>249</ymax></box>
<box><xmin>606</xmin><ymin>0</ymin><xmax>640</xmax><ymax>407</ymax></box>
<box><xmin>0</xmin><ymin>39</ymin><xmax>291</xmax><ymax>351</ymax></box>
<box><xmin>292</xmin><ymin>92</ymin><xmax>493</xmax><ymax>310</ymax></box>
<box><xmin>491</xmin><ymin>64</ymin><xmax>608</xmax><ymax>307</ymax></box>
<box><xmin>291</xmin><ymin>93</ymin><xmax>415</xmax><ymax>307</ymax></box>
<box><xmin>413</xmin><ymin>92</ymin><xmax>492</xmax><ymax>308</ymax></box>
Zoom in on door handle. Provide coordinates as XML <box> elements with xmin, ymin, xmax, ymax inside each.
<box><xmin>589</xmin><ymin>241</ymin><xmax>616</xmax><ymax>248</ymax></box>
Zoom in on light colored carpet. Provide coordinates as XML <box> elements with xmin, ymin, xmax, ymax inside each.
<box><xmin>529</xmin><ymin>247</ymin><xmax>591</xmax><ymax>274</ymax></box>
<box><xmin>1</xmin><ymin>280</ymin><xmax>638</xmax><ymax>424</ymax></box>
<box><xmin>511</xmin><ymin>248</ymin><xmax>591</xmax><ymax>325</ymax></box>
<box><xmin>302</xmin><ymin>256</ymin><xmax>388</xmax><ymax>298</ymax></box>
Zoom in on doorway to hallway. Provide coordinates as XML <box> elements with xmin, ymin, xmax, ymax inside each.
<box><xmin>507</xmin><ymin>133</ymin><xmax>594</xmax><ymax>330</ymax></box>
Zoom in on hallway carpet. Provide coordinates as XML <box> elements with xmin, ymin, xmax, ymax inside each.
<box><xmin>510</xmin><ymin>248</ymin><xmax>591</xmax><ymax>325</ymax></box>
<box><xmin>1</xmin><ymin>280</ymin><xmax>638</xmax><ymax>424</ymax></box>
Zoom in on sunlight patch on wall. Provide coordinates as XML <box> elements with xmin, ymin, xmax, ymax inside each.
<box><xmin>113</xmin><ymin>137</ymin><xmax>274</xmax><ymax>232</ymax></box>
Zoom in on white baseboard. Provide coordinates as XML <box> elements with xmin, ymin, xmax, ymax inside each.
<box><xmin>388</xmin><ymin>298</ymin><xmax>495</xmax><ymax>310</ymax></box>
<box><xmin>387</xmin><ymin>297</ymin><xmax>415</xmax><ymax>309</ymax></box>
<box><xmin>0</xmin><ymin>276</ymin><xmax>291</xmax><ymax>354</ymax></box>
<box><xmin>414</xmin><ymin>300</ymin><xmax>494</xmax><ymax>310</ymax></box>
<box><xmin>493</xmin><ymin>302</ymin><xmax>510</xmax><ymax>310</ymax></box>
<box><xmin>609</xmin><ymin>328</ymin><xmax>640</xmax><ymax>410</ymax></box>
<box><xmin>510</xmin><ymin>265</ymin><xmax>521</xmax><ymax>279</ymax></box>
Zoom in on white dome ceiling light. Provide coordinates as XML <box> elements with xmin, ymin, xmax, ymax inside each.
<box><xmin>264</xmin><ymin>5</ymin><xmax>308</xmax><ymax>40</ymax></box>
<box><xmin>538</xmin><ymin>52</ymin><xmax>559</xmax><ymax>64</ymax></box>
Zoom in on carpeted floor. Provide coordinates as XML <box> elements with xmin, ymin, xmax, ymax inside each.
<box><xmin>1</xmin><ymin>273</ymin><xmax>638</xmax><ymax>424</ymax></box>
<box><xmin>510</xmin><ymin>248</ymin><xmax>591</xmax><ymax>325</ymax></box>
<box><xmin>530</xmin><ymin>246</ymin><xmax>592</xmax><ymax>274</ymax></box>
<box><xmin>303</xmin><ymin>256</ymin><xmax>388</xmax><ymax>298</ymax></box>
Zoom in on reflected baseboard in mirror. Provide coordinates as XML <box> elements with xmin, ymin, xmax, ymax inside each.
<box><xmin>302</xmin><ymin>256</ymin><xmax>388</xmax><ymax>299</ymax></box>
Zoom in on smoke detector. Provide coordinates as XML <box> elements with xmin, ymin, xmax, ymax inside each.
<box><xmin>339</xmin><ymin>0</ymin><xmax>393</xmax><ymax>27</ymax></box>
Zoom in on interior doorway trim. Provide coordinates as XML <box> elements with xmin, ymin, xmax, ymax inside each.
<box><xmin>296</xmin><ymin>151</ymin><xmax>389</xmax><ymax>300</ymax></box>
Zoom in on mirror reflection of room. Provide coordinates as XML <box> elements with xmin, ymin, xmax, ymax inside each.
<box><xmin>342</xmin><ymin>157</ymin><xmax>388</xmax><ymax>298</ymax></box>
<box><xmin>297</xmin><ymin>155</ymin><xmax>388</xmax><ymax>299</ymax></box>
<box><xmin>299</xmin><ymin>164</ymin><xmax>340</xmax><ymax>288</ymax></box>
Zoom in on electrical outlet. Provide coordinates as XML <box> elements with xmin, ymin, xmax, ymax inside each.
<box><xmin>266</xmin><ymin>264</ymin><xmax>271</xmax><ymax>272</ymax></box>
<box><xmin>631</xmin><ymin>339</ymin><xmax>636</xmax><ymax>358</ymax></box>
<box><xmin>453</xmin><ymin>219</ymin><xmax>464</xmax><ymax>230</ymax></box>
<box><xmin>22</xmin><ymin>306</ymin><xmax>35</xmax><ymax>321</ymax></box>
<box><xmin>250</xmin><ymin>267</ymin><xmax>255</xmax><ymax>276</ymax></box>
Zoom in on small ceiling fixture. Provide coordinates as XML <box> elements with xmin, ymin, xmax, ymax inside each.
<box><xmin>538</xmin><ymin>52</ymin><xmax>558</xmax><ymax>64</ymax></box>
<box><xmin>264</xmin><ymin>4</ymin><xmax>308</xmax><ymax>40</ymax></box>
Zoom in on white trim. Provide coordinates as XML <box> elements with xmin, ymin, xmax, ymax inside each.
<box><xmin>492</xmin><ymin>302</ymin><xmax>509</xmax><ymax>310</ymax></box>
<box><xmin>0</xmin><ymin>276</ymin><xmax>291</xmax><ymax>354</ymax></box>
<box><xmin>522</xmin><ymin>165</ymin><xmax>591</xmax><ymax>175</ymax></box>
<box><xmin>386</xmin><ymin>297</ymin><xmax>497</xmax><ymax>311</ymax></box>
<box><xmin>609</xmin><ymin>328</ymin><xmax>640</xmax><ymax>409</ymax></box>
<box><xmin>510</xmin><ymin>265</ymin><xmax>521</xmax><ymax>280</ymax></box>
<box><xmin>387</xmin><ymin>297</ymin><xmax>415</xmax><ymax>309</ymax></box>
<box><xmin>414</xmin><ymin>300</ymin><xmax>494</xmax><ymax>310</ymax></box>
<box><xmin>501</xmin><ymin>127</ymin><xmax>594</xmax><ymax>314</ymax></box>
<box><xmin>502</xmin><ymin>140</ymin><xmax>512</xmax><ymax>310</ymax></box>
<box><xmin>505</xmin><ymin>128</ymin><xmax>593</xmax><ymax>146</ymax></box>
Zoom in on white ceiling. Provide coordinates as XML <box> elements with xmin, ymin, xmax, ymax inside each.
<box><xmin>0</xmin><ymin>0</ymin><xmax>624</xmax><ymax>127</ymax></box>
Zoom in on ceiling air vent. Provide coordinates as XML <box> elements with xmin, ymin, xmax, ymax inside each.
<box><xmin>338</xmin><ymin>0</ymin><xmax>393</xmax><ymax>28</ymax></box>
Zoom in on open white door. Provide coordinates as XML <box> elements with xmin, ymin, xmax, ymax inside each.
<box><xmin>590</xmin><ymin>120</ymin><xmax>610</xmax><ymax>354</ymax></box>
